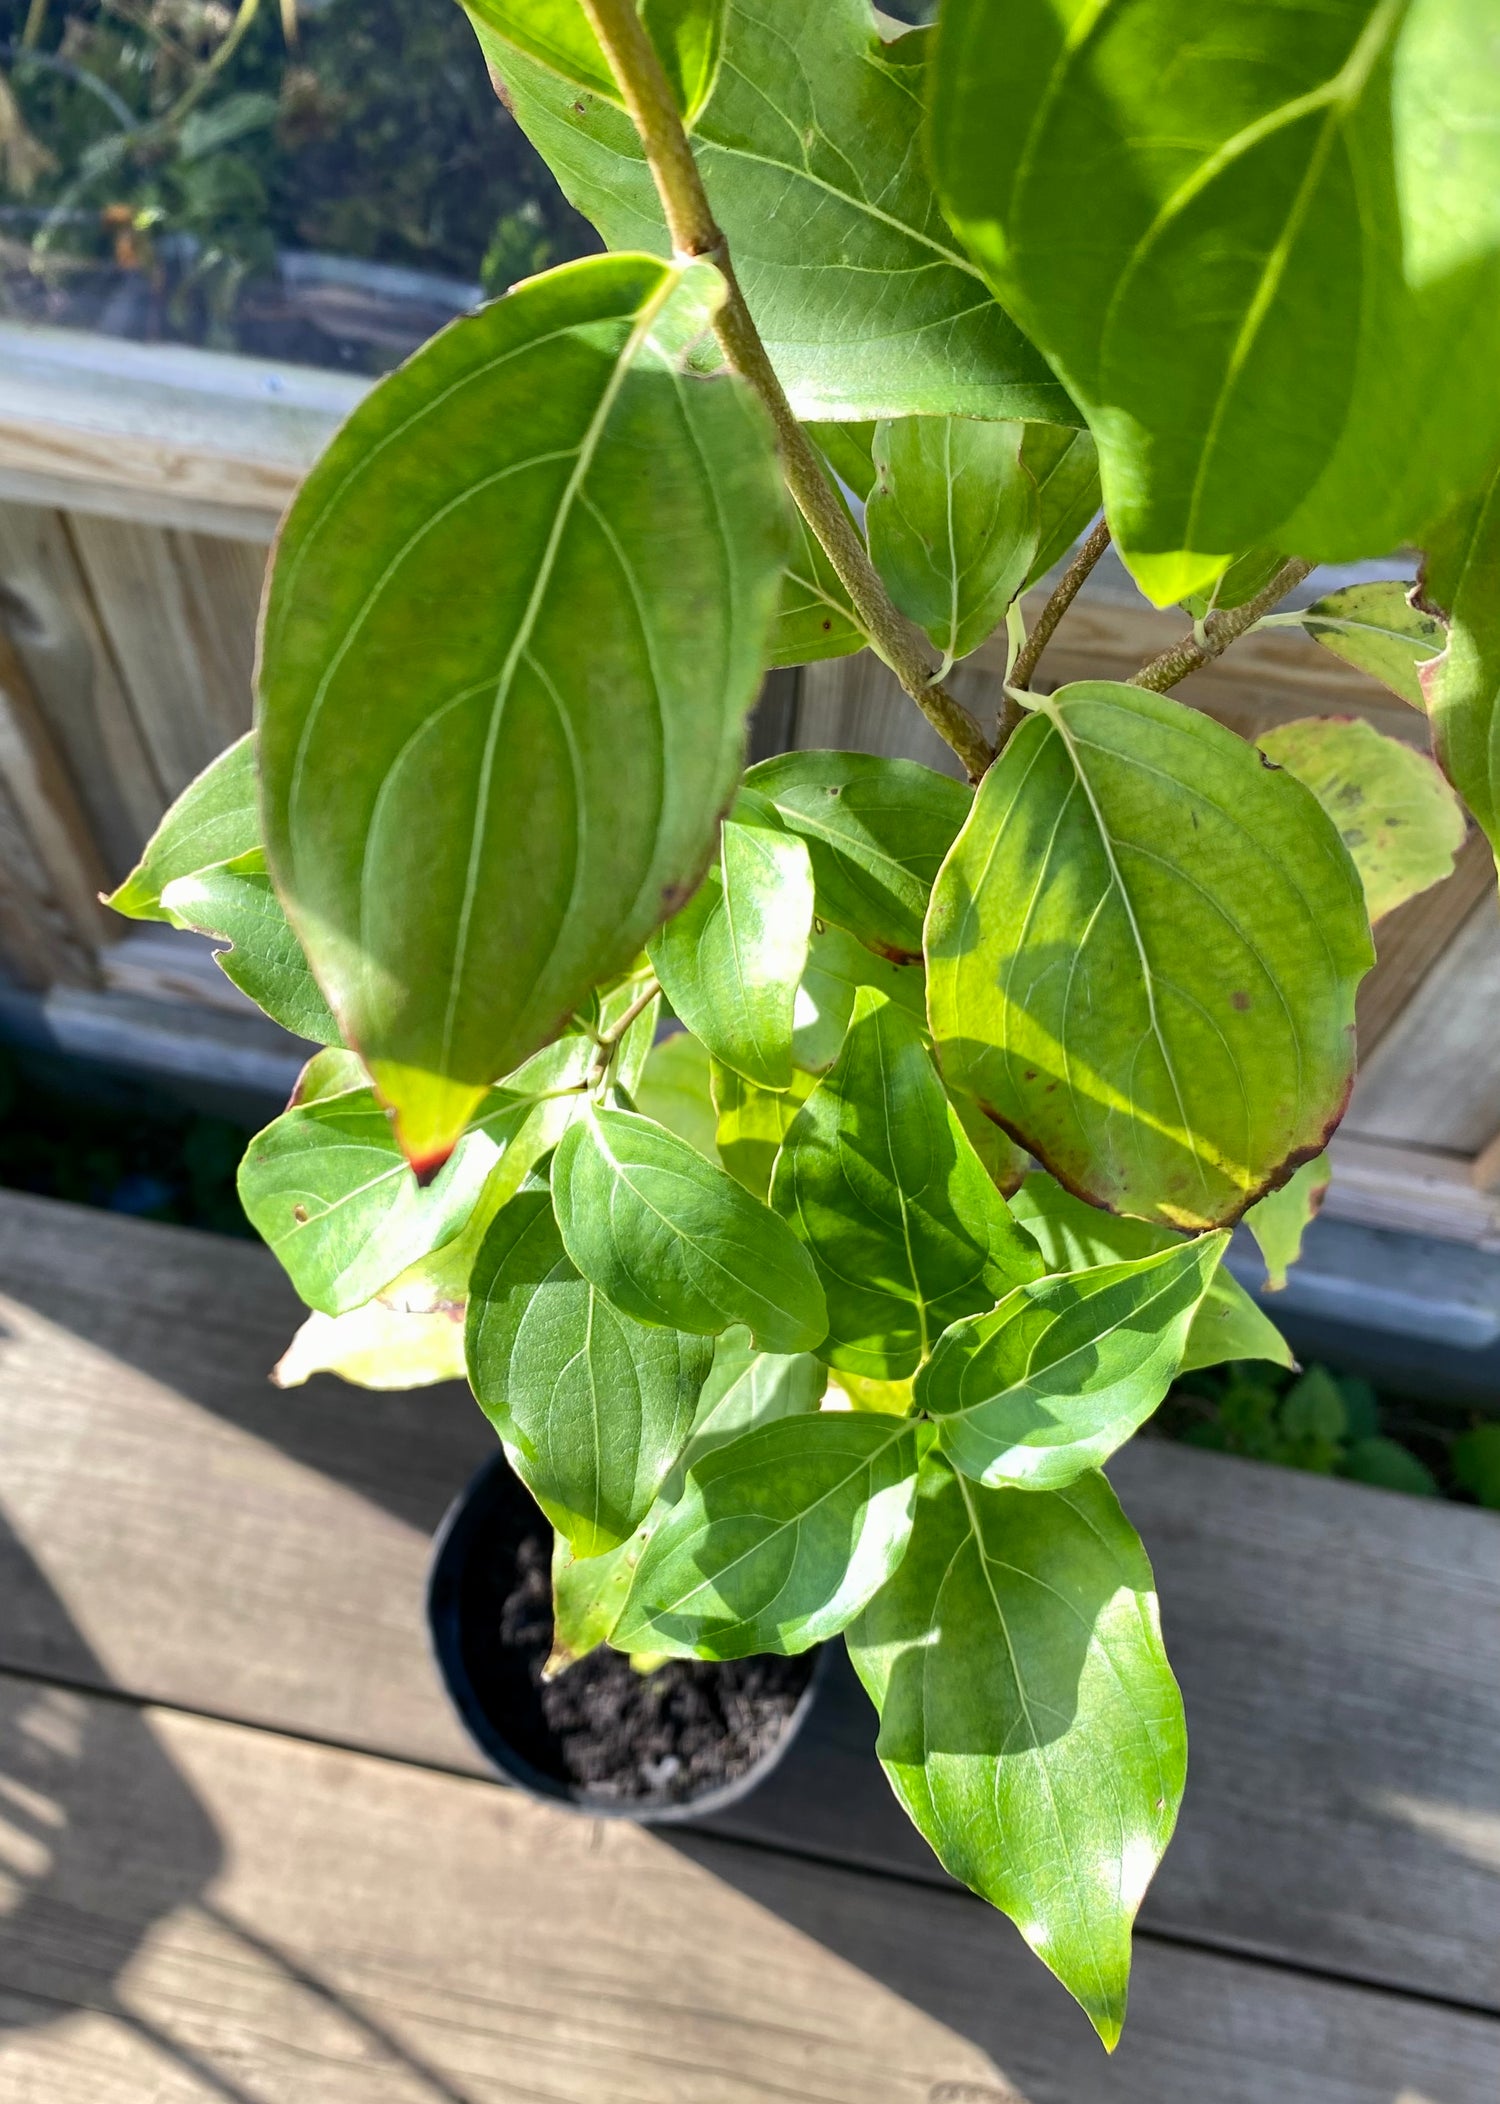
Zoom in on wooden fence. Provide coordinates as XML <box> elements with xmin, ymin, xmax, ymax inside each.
<box><xmin>2</xmin><ymin>320</ymin><xmax>1498</xmax><ymax>1246</ymax></box>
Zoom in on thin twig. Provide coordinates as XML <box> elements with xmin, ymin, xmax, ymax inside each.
<box><xmin>575</xmin><ymin>0</ymin><xmax>994</xmax><ymax>782</ymax></box>
<box><xmin>1008</xmin><ymin>516</ymin><xmax>1111</xmax><ymax>697</ymax></box>
<box><xmin>1130</xmin><ymin>558</ymin><xmax>1314</xmax><ymax>693</ymax></box>
<box><xmin>587</xmin><ymin>976</ymin><xmax>661</xmax><ymax>1088</ymax></box>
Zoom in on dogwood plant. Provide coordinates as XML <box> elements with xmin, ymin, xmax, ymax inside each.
<box><xmin>110</xmin><ymin>0</ymin><xmax>1500</xmax><ymax>2047</ymax></box>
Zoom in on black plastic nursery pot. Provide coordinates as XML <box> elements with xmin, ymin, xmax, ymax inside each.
<box><xmin>427</xmin><ymin>1451</ymin><xmax>826</xmax><ymax>1823</ymax></box>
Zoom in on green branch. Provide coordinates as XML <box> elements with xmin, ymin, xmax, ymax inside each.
<box><xmin>575</xmin><ymin>0</ymin><xmax>995</xmax><ymax>782</ymax></box>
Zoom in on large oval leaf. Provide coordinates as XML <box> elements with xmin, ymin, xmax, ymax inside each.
<box><xmin>918</xmin><ymin>1237</ymin><xmax>1227</xmax><ymax>1490</ymax></box>
<box><xmin>1009</xmin><ymin>1172</ymin><xmax>1293</xmax><ymax>1374</ymax></box>
<box><xmin>1257</xmin><ymin>716</ymin><xmax>1464</xmax><ymax>923</ymax></box>
<box><xmin>467</xmin><ymin>1187</ymin><xmax>715</xmax><ymax>1556</ymax></box>
<box><xmin>771</xmin><ymin>988</ymin><xmax>1042</xmax><ymax>1378</ymax></box>
<box><xmin>926</xmin><ymin>682</ymin><xmax>1373</xmax><ymax>1229</ymax></box>
<box><xmin>1422</xmin><ymin>465</ymin><xmax>1500</xmax><ymax>853</ymax></box>
<box><xmin>612</xmin><ymin>1410</ymin><xmax>925</xmax><ymax>1658</ymax></box>
<box><xmin>484</xmin><ymin>0</ymin><xmax>1071</xmax><ymax>422</ymax></box>
<box><xmin>647</xmin><ymin>792</ymin><xmax>814</xmax><ymax>1090</ymax></box>
<box><xmin>847</xmin><ymin>1458</ymin><xmax>1185</xmax><ymax>2049</ymax></box>
<box><xmin>1294</xmin><ymin>581</ymin><xmax>1445</xmax><ymax>708</ymax></box>
<box><xmin>867</xmin><ymin>418</ymin><xmax>1038</xmax><ymax>668</ymax></box>
<box><xmin>931</xmin><ymin>0</ymin><xmax>1500</xmax><ymax>603</ymax></box>
<box><xmin>746</xmin><ymin>751</ymin><xmax>971</xmax><ymax>963</ymax></box>
<box><xmin>551</xmin><ymin>1105</ymin><xmax>827</xmax><ymax>1352</ymax></box>
<box><xmin>257</xmin><ymin>252</ymin><xmax>786</xmax><ymax>1169</ymax></box>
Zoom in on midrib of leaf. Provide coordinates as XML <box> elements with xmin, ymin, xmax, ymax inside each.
<box><xmin>1040</xmin><ymin>702</ymin><xmax>1208</xmax><ymax>1205</ymax></box>
<box><xmin>657</xmin><ymin>1418</ymin><xmax>910</xmax><ymax>1615</ymax></box>
<box><xmin>952</xmin><ymin>1469</ymin><xmax>1109</xmax><ymax>2016</ymax></box>
<box><xmin>439</xmin><ymin>271</ymin><xmax>690</xmax><ymax>1070</ymax></box>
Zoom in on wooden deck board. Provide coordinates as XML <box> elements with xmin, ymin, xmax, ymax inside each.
<box><xmin>2</xmin><ymin>1188</ymin><xmax>1500</xmax><ymax>2098</ymax></box>
<box><xmin>1</xmin><ymin>1676</ymin><xmax>1496</xmax><ymax>2104</ymax></box>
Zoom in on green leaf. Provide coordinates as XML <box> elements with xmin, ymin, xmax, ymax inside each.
<box><xmin>550</xmin><ymin>1530</ymin><xmax>641</xmax><ymax>1671</ymax></box>
<box><xmin>258</xmin><ymin>251</ymin><xmax>786</xmax><ymax>1169</ymax></box>
<box><xmin>1008</xmin><ymin>1172</ymin><xmax>1293</xmax><ymax>1374</ymax></box>
<box><xmin>746</xmin><ymin>751</ymin><xmax>971</xmax><ymax>963</ymax></box>
<box><xmin>1258</xmin><ymin>716</ymin><xmax>1465</xmax><ymax>923</ymax></box>
<box><xmin>648</xmin><ymin>792</ymin><xmax>814</xmax><ymax>1090</ymax></box>
<box><xmin>463</xmin><ymin>0</ymin><xmax>724</xmax><ymax>121</ymax></box>
<box><xmin>919</xmin><ymin>1237</ymin><xmax>1227</xmax><ymax>1490</ymax></box>
<box><xmin>159</xmin><ymin>851</ymin><xmax>339</xmax><ymax>1044</ymax></box>
<box><xmin>866</xmin><ymin>419</ymin><xmax>1038</xmax><ymax>668</ymax></box>
<box><xmin>946</xmin><ymin>1084</ymin><xmax>1028</xmax><ymax>1196</ymax></box>
<box><xmin>806</xmin><ymin>420</ymin><xmax>878</xmax><ymax>504</ymax></box>
<box><xmin>291</xmin><ymin>1047</ymin><xmax>368</xmax><ymax>1106</ymax></box>
<box><xmin>1182</xmin><ymin>547</ymin><xmax>1287</xmax><ymax>622</ymax></box>
<box><xmin>931</xmin><ymin>0</ymin><xmax>1500</xmax><ymax>603</ymax></box>
<box><xmin>664</xmin><ymin>1322</ymin><xmax>826</xmax><ymax>1493</ymax></box>
<box><xmin>846</xmin><ymin>1458</ymin><xmax>1185</xmax><ymax>2048</ymax></box>
<box><xmin>1422</xmin><ymin>466</ymin><xmax>1500</xmax><ymax>852</ymax></box>
<box><xmin>107</xmin><ymin>733</ymin><xmax>258</xmax><ymax>922</ymax></box>
<box><xmin>271</xmin><ymin>1300</ymin><xmax>467</xmax><ymax>1391</ymax></box>
<box><xmin>792</xmin><ymin>925</ymin><xmax>927</xmax><ymax>1073</ymax></box>
<box><xmin>486</xmin><ymin>1</ymin><xmax>1072</xmax><ymax>422</ymax></box>
<box><xmin>1022</xmin><ymin>424</ymin><xmax>1101</xmax><ymax>588</ymax></box>
<box><xmin>551</xmin><ymin>1105</ymin><xmax>827</xmax><ymax>1352</ymax></box>
<box><xmin>1294</xmin><ymin>581</ymin><xmax>1445</xmax><ymax>707</ymax></box>
<box><xmin>238</xmin><ymin>1087</ymin><xmax>532</xmax><ymax>1317</ymax></box>
<box><xmin>1452</xmin><ymin>1422</ymin><xmax>1500</xmax><ymax>1511</ymax></box>
<box><xmin>771</xmin><ymin>513</ymin><xmax>864</xmax><ymax>668</ymax></box>
<box><xmin>771</xmin><ymin>987</ymin><xmax>1042</xmax><ymax>1379</ymax></box>
<box><xmin>711</xmin><ymin>1061</ymin><xmax>815</xmax><ymax>1200</ymax></box>
<box><xmin>1245</xmin><ymin>1153</ymin><xmax>1331</xmax><ymax>1292</ymax></box>
<box><xmin>927</xmin><ymin>682</ymin><xmax>1373</xmax><ymax>1229</ymax></box>
<box><xmin>467</xmin><ymin>1186</ymin><xmax>715</xmax><ymax>1556</ymax></box>
<box><xmin>633</xmin><ymin>1030</ymin><xmax>720</xmax><ymax>1162</ymax></box>
<box><xmin>612</xmin><ymin>1409</ymin><xmax>925</xmax><ymax>1658</ymax></box>
<box><xmin>1342</xmin><ymin>1435</ymin><xmax>1439</xmax><ymax>1498</ymax></box>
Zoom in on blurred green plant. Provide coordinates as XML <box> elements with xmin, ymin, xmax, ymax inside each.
<box><xmin>0</xmin><ymin>0</ymin><xmax>590</xmax><ymax>351</ymax></box>
<box><xmin>1164</xmin><ymin>1360</ymin><xmax>1443</xmax><ymax>1498</ymax></box>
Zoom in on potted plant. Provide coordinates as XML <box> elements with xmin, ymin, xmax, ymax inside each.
<box><xmin>105</xmin><ymin>0</ymin><xmax>1500</xmax><ymax>2054</ymax></box>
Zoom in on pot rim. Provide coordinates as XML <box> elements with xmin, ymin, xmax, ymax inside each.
<box><xmin>426</xmin><ymin>1448</ymin><xmax>827</xmax><ymax>1825</ymax></box>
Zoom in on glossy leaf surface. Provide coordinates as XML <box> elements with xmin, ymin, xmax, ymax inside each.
<box><xmin>847</xmin><ymin>1459</ymin><xmax>1185</xmax><ymax>2047</ymax></box>
<box><xmin>467</xmin><ymin>1188</ymin><xmax>714</xmax><ymax>1555</ymax></box>
<box><xmin>648</xmin><ymin>793</ymin><xmax>814</xmax><ymax>1090</ymax></box>
<box><xmin>160</xmin><ymin>852</ymin><xmax>338</xmax><ymax>1043</ymax></box>
<box><xmin>919</xmin><ymin>1236</ymin><xmax>1226</xmax><ymax>1489</ymax></box>
<box><xmin>552</xmin><ymin>1106</ymin><xmax>827</xmax><ymax>1352</ymax></box>
<box><xmin>932</xmin><ymin>0</ymin><xmax>1500</xmax><ymax>602</ymax></box>
<box><xmin>771</xmin><ymin>988</ymin><xmax>1042</xmax><ymax>1379</ymax></box>
<box><xmin>711</xmin><ymin>1062</ymin><xmax>815</xmax><ymax>1201</ymax></box>
<box><xmin>747</xmin><ymin>751</ymin><xmax>970</xmax><ymax>963</ymax></box>
<box><xmin>1007</xmin><ymin>1173</ymin><xmax>1292</xmax><ymax>1374</ymax></box>
<box><xmin>238</xmin><ymin>1087</ymin><xmax>531</xmax><ymax>1317</ymax></box>
<box><xmin>107</xmin><ymin>733</ymin><xmax>257</xmax><ymax>921</ymax></box>
<box><xmin>487</xmin><ymin>0</ymin><xmax>1071</xmax><ymax>421</ymax></box>
<box><xmin>792</xmin><ymin>926</ymin><xmax>927</xmax><ymax>1074</ymax></box>
<box><xmin>1245</xmin><ymin>1153</ymin><xmax>1331</xmax><ymax>1292</ymax></box>
<box><xmin>1297</xmin><ymin>581</ymin><xmax>1444</xmax><ymax>708</ymax></box>
<box><xmin>464</xmin><ymin>0</ymin><xmax>724</xmax><ymax>121</ymax></box>
<box><xmin>612</xmin><ymin>1410</ymin><xmax>924</xmax><ymax>1658</ymax></box>
<box><xmin>866</xmin><ymin>418</ymin><xmax>1038</xmax><ymax>668</ymax></box>
<box><xmin>258</xmin><ymin>252</ymin><xmax>785</xmax><ymax>1166</ymax></box>
<box><xmin>1422</xmin><ymin>467</ymin><xmax>1500</xmax><ymax>851</ymax></box>
<box><xmin>1258</xmin><ymin>716</ymin><xmax>1464</xmax><ymax>923</ymax></box>
<box><xmin>927</xmin><ymin>682</ymin><xmax>1373</xmax><ymax>1228</ymax></box>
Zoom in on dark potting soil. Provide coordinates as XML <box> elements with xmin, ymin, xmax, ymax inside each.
<box><xmin>450</xmin><ymin>1471</ymin><xmax>816</xmax><ymax>1809</ymax></box>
